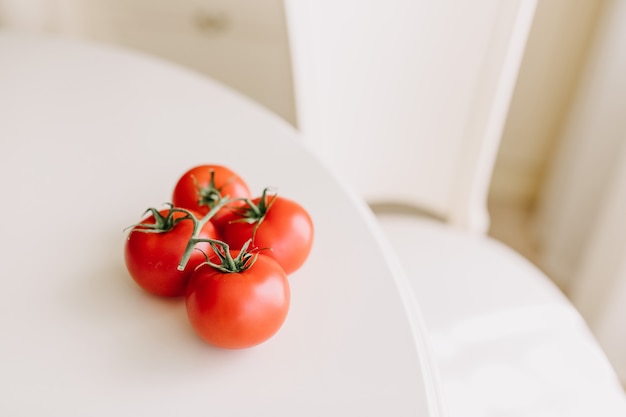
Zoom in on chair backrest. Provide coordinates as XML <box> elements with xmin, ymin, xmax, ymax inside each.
<box><xmin>284</xmin><ymin>0</ymin><xmax>537</xmax><ymax>233</ymax></box>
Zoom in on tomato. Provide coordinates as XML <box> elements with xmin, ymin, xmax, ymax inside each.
<box><xmin>124</xmin><ymin>208</ymin><xmax>219</xmax><ymax>297</ymax></box>
<box><xmin>171</xmin><ymin>164</ymin><xmax>251</xmax><ymax>225</ymax></box>
<box><xmin>219</xmin><ymin>191</ymin><xmax>314</xmax><ymax>275</ymax></box>
<box><xmin>185</xmin><ymin>247</ymin><xmax>290</xmax><ymax>349</ymax></box>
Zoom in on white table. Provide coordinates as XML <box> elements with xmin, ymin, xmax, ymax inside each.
<box><xmin>0</xmin><ymin>33</ymin><xmax>442</xmax><ymax>416</ymax></box>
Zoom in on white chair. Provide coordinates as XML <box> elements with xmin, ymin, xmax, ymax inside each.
<box><xmin>284</xmin><ymin>1</ymin><xmax>626</xmax><ymax>415</ymax></box>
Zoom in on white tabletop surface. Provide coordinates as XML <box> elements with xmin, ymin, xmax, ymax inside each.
<box><xmin>0</xmin><ymin>32</ymin><xmax>441</xmax><ymax>416</ymax></box>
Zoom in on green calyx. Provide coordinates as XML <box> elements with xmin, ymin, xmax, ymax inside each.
<box><xmin>194</xmin><ymin>170</ymin><xmax>226</xmax><ymax>209</ymax></box>
<box><xmin>197</xmin><ymin>239</ymin><xmax>258</xmax><ymax>273</ymax></box>
<box><xmin>127</xmin><ymin>204</ymin><xmax>194</xmax><ymax>235</ymax></box>
<box><xmin>236</xmin><ymin>187</ymin><xmax>277</xmax><ymax>225</ymax></box>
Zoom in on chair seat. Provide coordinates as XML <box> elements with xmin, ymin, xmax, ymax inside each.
<box><xmin>376</xmin><ymin>213</ymin><xmax>626</xmax><ymax>416</ymax></box>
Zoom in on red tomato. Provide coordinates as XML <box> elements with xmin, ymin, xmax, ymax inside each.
<box><xmin>186</xmin><ymin>251</ymin><xmax>290</xmax><ymax>349</ymax></box>
<box><xmin>124</xmin><ymin>209</ymin><xmax>219</xmax><ymax>297</ymax></box>
<box><xmin>171</xmin><ymin>165</ymin><xmax>251</xmax><ymax>225</ymax></box>
<box><xmin>219</xmin><ymin>193</ymin><xmax>314</xmax><ymax>275</ymax></box>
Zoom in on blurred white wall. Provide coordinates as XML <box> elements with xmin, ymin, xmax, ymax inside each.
<box><xmin>486</xmin><ymin>0</ymin><xmax>604</xmax><ymax>267</ymax></box>
<box><xmin>0</xmin><ymin>0</ymin><xmax>296</xmax><ymax>124</ymax></box>
<box><xmin>0</xmin><ymin>0</ymin><xmax>47</xmax><ymax>30</ymax></box>
<box><xmin>532</xmin><ymin>0</ymin><xmax>626</xmax><ymax>383</ymax></box>
<box><xmin>490</xmin><ymin>0</ymin><xmax>604</xmax><ymax>208</ymax></box>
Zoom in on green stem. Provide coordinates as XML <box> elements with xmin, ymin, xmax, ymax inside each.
<box><xmin>176</xmin><ymin>197</ymin><xmax>231</xmax><ymax>271</ymax></box>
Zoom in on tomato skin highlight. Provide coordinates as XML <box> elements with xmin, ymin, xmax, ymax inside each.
<box><xmin>124</xmin><ymin>210</ymin><xmax>219</xmax><ymax>297</ymax></box>
<box><xmin>220</xmin><ymin>196</ymin><xmax>314</xmax><ymax>275</ymax></box>
<box><xmin>171</xmin><ymin>164</ymin><xmax>250</xmax><ymax>225</ymax></box>
<box><xmin>185</xmin><ymin>254</ymin><xmax>290</xmax><ymax>349</ymax></box>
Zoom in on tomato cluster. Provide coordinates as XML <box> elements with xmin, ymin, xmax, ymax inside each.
<box><xmin>124</xmin><ymin>164</ymin><xmax>314</xmax><ymax>349</ymax></box>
